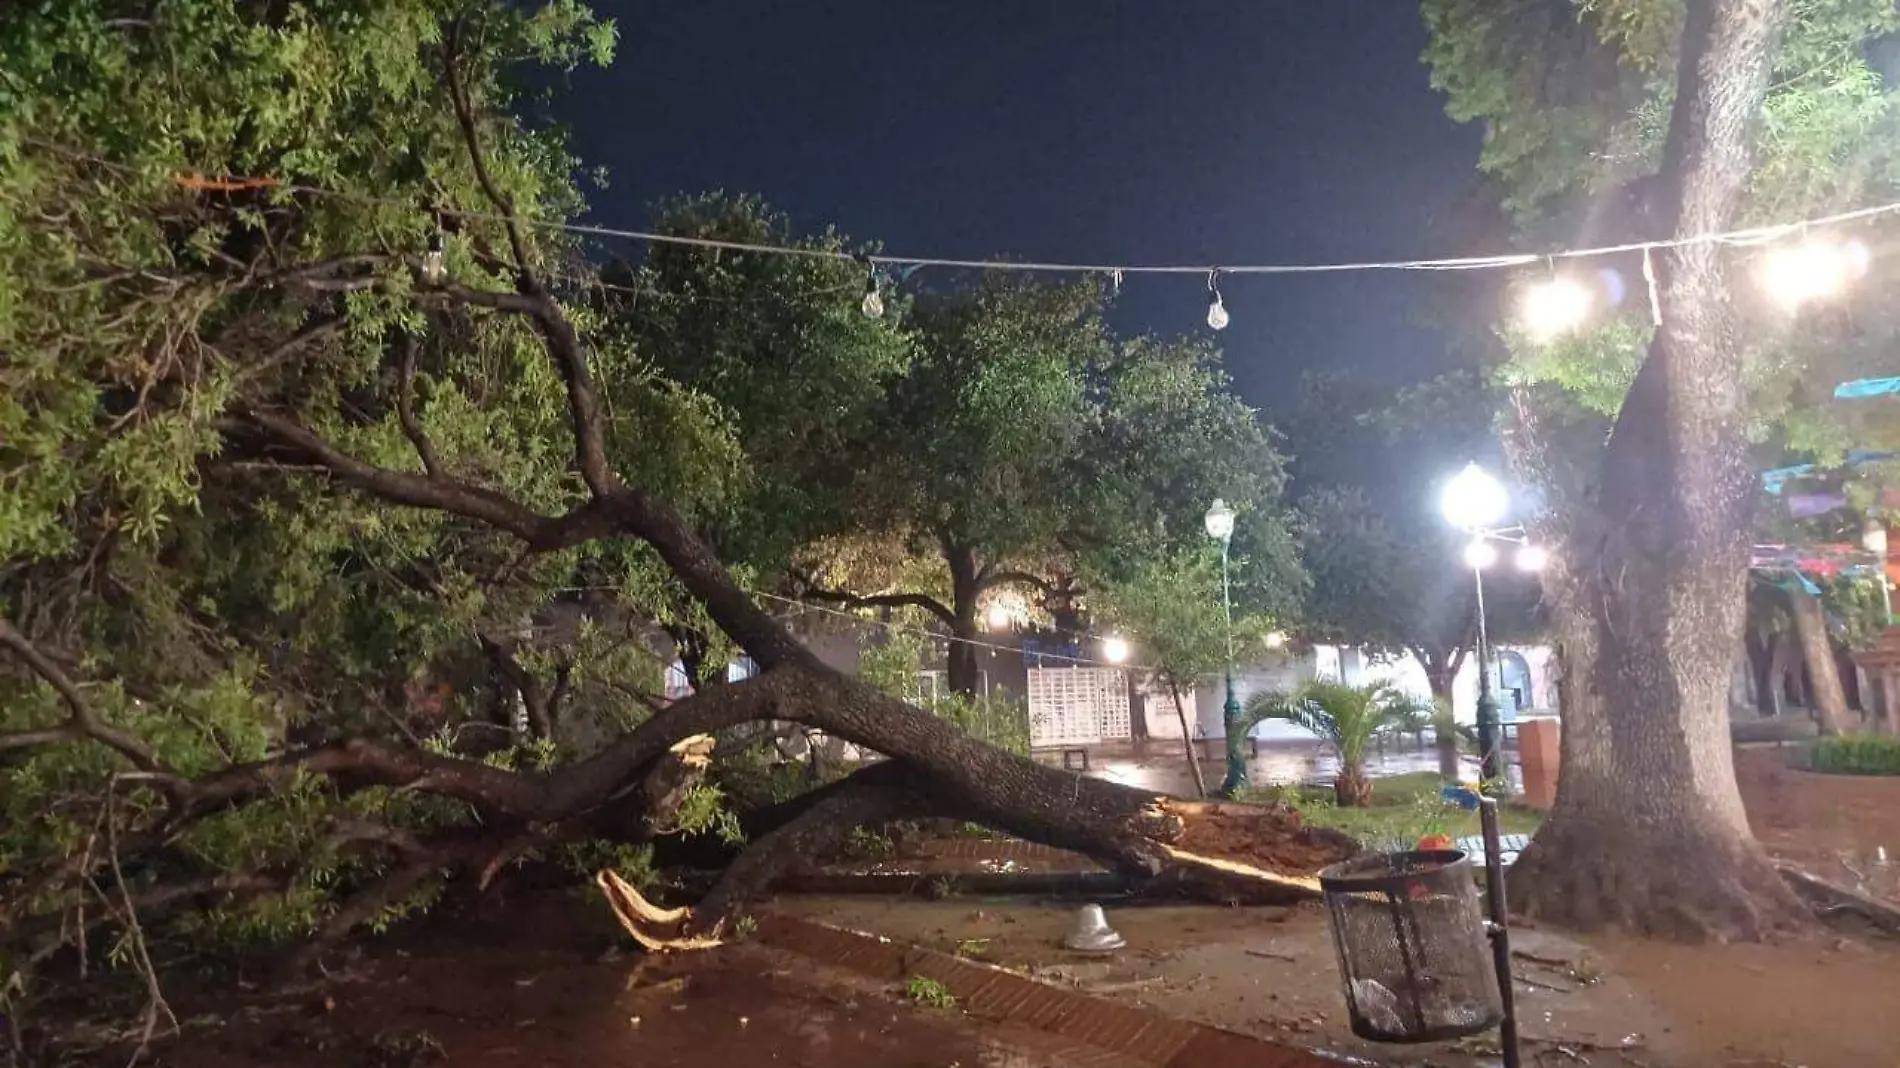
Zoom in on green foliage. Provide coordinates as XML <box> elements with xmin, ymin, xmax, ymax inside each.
<box><xmin>853</xmin><ymin>625</ymin><xmax>1030</xmax><ymax>752</ymax></box>
<box><xmin>601</xmin><ymin>193</ymin><xmax>914</xmax><ymax>571</ymax></box>
<box><xmin>1806</xmin><ymin>732</ymin><xmax>1900</xmax><ymax>775</ymax></box>
<box><xmin>1249</xmin><ymin>771</ymin><xmax>1545</xmax><ymax>846</ymax></box>
<box><xmin>0</xmin><ymin>0</ymin><xmax>678</xmax><ymax>986</ymax></box>
<box><xmin>905</xmin><ymin>974</ymin><xmax>958</xmax><ymax>1009</ymax></box>
<box><xmin>1089</xmin><ymin>545</ymin><xmax>1287</xmax><ymax>700</ymax></box>
<box><xmin>1421</xmin><ymin>0</ymin><xmax>1900</xmax><ymax>531</ymax></box>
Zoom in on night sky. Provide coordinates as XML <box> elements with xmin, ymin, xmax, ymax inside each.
<box><xmin>556</xmin><ymin>1</ymin><xmax>1485</xmax><ymax>413</ymax></box>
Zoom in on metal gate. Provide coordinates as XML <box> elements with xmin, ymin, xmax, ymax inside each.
<box><xmin>1027</xmin><ymin>667</ymin><xmax>1131</xmax><ymax>747</ymax></box>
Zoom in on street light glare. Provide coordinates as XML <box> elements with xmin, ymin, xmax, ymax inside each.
<box><xmin>1463</xmin><ymin>538</ymin><xmax>1499</xmax><ymax>571</ymax></box>
<box><xmin>1515</xmin><ymin>544</ymin><xmax>1548</xmax><ymax>572</ymax></box>
<box><xmin>1204</xmin><ymin>498</ymin><xmax>1236</xmax><ymax>542</ymax></box>
<box><xmin>985</xmin><ymin>603</ymin><xmax>1013</xmax><ymax>631</ymax></box>
<box><xmin>1442</xmin><ymin>463</ymin><xmax>1508</xmax><ymax>531</ymax></box>
<box><xmin>1102</xmin><ymin>636</ymin><xmax>1130</xmax><ymax>664</ymax></box>
<box><xmin>1520</xmin><ymin>276</ymin><xmax>1591</xmax><ymax>340</ymax></box>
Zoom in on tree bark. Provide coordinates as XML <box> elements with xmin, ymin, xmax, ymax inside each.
<box><xmin>1169</xmin><ymin>680</ymin><xmax>1209</xmax><ymax>799</ymax></box>
<box><xmin>1879</xmin><ymin>673</ymin><xmax>1900</xmax><ymax>735</ymax></box>
<box><xmin>1765</xmin><ymin>632</ymin><xmax>1795</xmax><ymax>714</ymax></box>
<box><xmin>1334</xmin><ymin>765</ymin><xmax>1372</xmax><ymax>807</ymax></box>
<box><xmin>944</xmin><ymin>542</ymin><xmax>983</xmax><ymax>699</ymax></box>
<box><xmin>1786</xmin><ymin>584</ymin><xmax>1851</xmax><ymax>734</ymax></box>
<box><xmin>1508</xmin><ymin>0</ymin><xmax>1811</xmax><ymax>940</ymax></box>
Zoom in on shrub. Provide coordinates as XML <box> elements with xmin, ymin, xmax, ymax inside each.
<box><xmin>1806</xmin><ymin>733</ymin><xmax>1900</xmax><ymax>776</ymax></box>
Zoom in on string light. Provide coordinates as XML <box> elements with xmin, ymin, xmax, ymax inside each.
<box><xmin>1759</xmin><ymin>236</ymin><xmax>1870</xmax><ymax>311</ymax></box>
<box><xmin>121</xmin><ymin>158</ymin><xmax>1900</xmax><ymax>284</ymax></box>
<box><xmin>132</xmin><ymin>156</ymin><xmax>1900</xmax><ymax>333</ymax></box>
<box><xmin>1519</xmin><ymin>273</ymin><xmax>1592</xmax><ymax>340</ymax></box>
<box><xmin>421</xmin><ymin>231</ymin><xmax>446</xmax><ymax>285</ymax></box>
<box><xmin>1205</xmin><ymin>270</ymin><xmax>1229</xmax><ymax>331</ymax></box>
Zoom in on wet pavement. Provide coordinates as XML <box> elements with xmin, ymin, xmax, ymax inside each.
<box><xmin>1031</xmin><ymin>738</ymin><xmax>1521</xmax><ymax>798</ymax></box>
<box><xmin>187</xmin><ymin>942</ymin><xmax>1121</xmax><ymax>1068</ymax></box>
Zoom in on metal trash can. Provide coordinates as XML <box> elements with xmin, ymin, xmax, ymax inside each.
<box><xmin>1317</xmin><ymin>849</ymin><xmax>1503</xmax><ymax>1043</ymax></box>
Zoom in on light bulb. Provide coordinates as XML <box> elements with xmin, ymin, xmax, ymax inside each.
<box><xmin>861</xmin><ymin>287</ymin><xmax>884</xmax><ymax>320</ymax></box>
<box><xmin>421</xmin><ymin>233</ymin><xmax>446</xmax><ymax>285</ymax></box>
<box><xmin>1514</xmin><ymin>544</ymin><xmax>1548</xmax><ymax>572</ymax></box>
<box><xmin>1520</xmin><ymin>277</ymin><xmax>1590</xmax><ymax>340</ymax></box>
<box><xmin>986</xmin><ymin>603</ymin><xmax>1012</xmax><ymax>631</ymax></box>
<box><xmin>1206</xmin><ymin>293</ymin><xmax>1230</xmax><ymax>331</ymax></box>
<box><xmin>1761</xmin><ymin>238</ymin><xmax>1868</xmax><ymax>311</ymax></box>
<box><xmin>1463</xmin><ymin>538</ymin><xmax>1499</xmax><ymax>571</ymax></box>
<box><xmin>1102</xmin><ymin>636</ymin><xmax>1130</xmax><ymax>664</ymax></box>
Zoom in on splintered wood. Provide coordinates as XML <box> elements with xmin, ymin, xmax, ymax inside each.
<box><xmin>597</xmin><ymin>869</ymin><xmax>725</xmax><ymax>952</ymax></box>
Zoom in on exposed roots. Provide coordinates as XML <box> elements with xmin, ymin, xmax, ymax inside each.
<box><xmin>1508</xmin><ymin>812</ymin><xmax>1815</xmax><ymax>942</ymax></box>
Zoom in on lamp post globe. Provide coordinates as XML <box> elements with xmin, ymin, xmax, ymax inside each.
<box><xmin>1204</xmin><ymin>498</ymin><xmax>1236</xmax><ymax>542</ymax></box>
<box><xmin>1443</xmin><ymin>463</ymin><xmax>1508</xmax><ymax>532</ymax></box>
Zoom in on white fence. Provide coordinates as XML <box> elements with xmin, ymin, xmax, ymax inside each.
<box><xmin>1026</xmin><ymin>667</ymin><xmax>1131</xmax><ymax>747</ymax></box>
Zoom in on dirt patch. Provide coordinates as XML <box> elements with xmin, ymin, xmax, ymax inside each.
<box><xmin>775</xmin><ymin>894</ymin><xmax>1900</xmax><ymax>1068</ymax></box>
<box><xmin>1162</xmin><ymin>802</ymin><xmax>1358</xmax><ymax>878</ymax></box>
<box><xmin>1736</xmin><ymin>744</ymin><xmax>1900</xmax><ymax>903</ymax></box>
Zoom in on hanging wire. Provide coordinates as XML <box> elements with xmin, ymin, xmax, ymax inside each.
<box><xmin>139</xmin><ymin>157</ymin><xmax>1900</xmax><ymax>280</ymax></box>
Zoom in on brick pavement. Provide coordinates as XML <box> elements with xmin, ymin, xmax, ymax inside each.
<box><xmin>755</xmin><ymin>913</ymin><xmax>1348</xmax><ymax>1068</ymax></box>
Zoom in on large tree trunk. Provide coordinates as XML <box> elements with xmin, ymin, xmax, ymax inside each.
<box><xmin>1169</xmin><ymin>680</ymin><xmax>1209</xmax><ymax>799</ymax></box>
<box><xmin>944</xmin><ymin>542</ymin><xmax>983</xmax><ymax>699</ymax></box>
<box><xmin>1507</xmin><ymin>0</ymin><xmax>1811</xmax><ymax>940</ymax></box>
<box><xmin>1786</xmin><ymin>584</ymin><xmax>1851</xmax><ymax>734</ymax></box>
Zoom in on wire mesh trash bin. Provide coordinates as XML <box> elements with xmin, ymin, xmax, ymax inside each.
<box><xmin>1317</xmin><ymin>849</ymin><xmax>1502</xmax><ymax>1044</ymax></box>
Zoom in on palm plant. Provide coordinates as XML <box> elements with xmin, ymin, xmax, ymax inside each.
<box><xmin>1246</xmin><ymin>679</ymin><xmax>1430</xmax><ymax>806</ymax></box>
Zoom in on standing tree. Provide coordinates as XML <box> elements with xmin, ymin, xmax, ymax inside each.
<box><xmin>1424</xmin><ymin>0</ymin><xmax>1818</xmax><ymax>937</ymax></box>
<box><xmin>1090</xmin><ymin>546</ymin><xmax>1292</xmax><ymax>799</ymax></box>
<box><xmin>803</xmin><ymin>276</ymin><xmax>1295</xmax><ymax>697</ymax></box>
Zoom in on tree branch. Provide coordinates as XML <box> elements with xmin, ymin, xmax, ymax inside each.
<box><xmin>797</xmin><ymin>583</ymin><xmax>956</xmax><ymax>627</ymax></box>
<box><xmin>394</xmin><ymin>332</ymin><xmax>442</xmax><ymax>477</ymax></box>
<box><xmin>977</xmin><ymin>568</ymin><xmax>1057</xmax><ymax>595</ymax></box>
<box><xmin>235</xmin><ymin>407</ymin><xmax>550</xmax><ymax>542</ymax></box>
<box><xmin>0</xmin><ymin>618</ymin><xmax>178</xmax><ymax>782</ymax></box>
<box><xmin>443</xmin><ymin>20</ymin><xmax>530</xmax><ymax>273</ymax></box>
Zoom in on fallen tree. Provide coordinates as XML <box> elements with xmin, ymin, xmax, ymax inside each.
<box><xmin>0</xmin><ymin>8</ymin><xmax>1348</xmax><ymax>1031</ymax></box>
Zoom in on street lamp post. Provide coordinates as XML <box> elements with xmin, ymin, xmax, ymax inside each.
<box><xmin>1442</xmin><ymin>464</ymin><xmax>1544</xmax><ymax>785</ymax></box>
<box><xmin>1462</xmin><ymin>538</ymin><xmax>1501</xmax><ymax>782</ymax></box>
<box><xmin>1205</xmin><ymin>499</ymin><xmax>1247</xmax><ymax>796</ymax></box>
